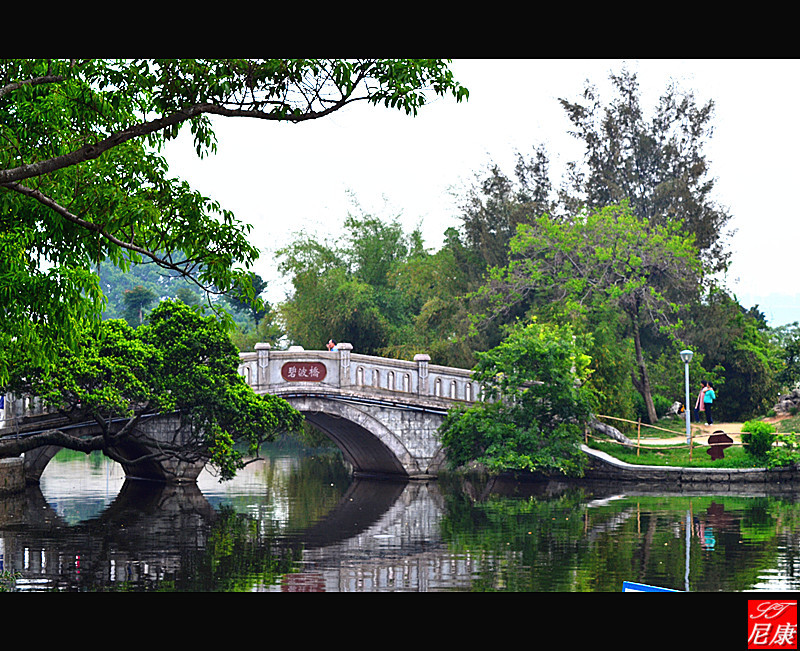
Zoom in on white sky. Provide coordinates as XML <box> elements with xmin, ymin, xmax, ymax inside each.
<box><xmin>163</xmin><ymin>58</ymin><xmax>800</xmax><ymax>327</ymax></box>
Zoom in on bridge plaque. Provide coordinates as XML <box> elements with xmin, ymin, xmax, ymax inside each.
<box><xmin>281</xmin><ymin>361</ymin><xmax>327</xmax><ymax>382</ymax></box>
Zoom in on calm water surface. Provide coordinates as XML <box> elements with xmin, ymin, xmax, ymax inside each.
<box><xmin>2</xmin><ymin>441</ymin><xmax>800</xmax><ymax>592</ymax></box>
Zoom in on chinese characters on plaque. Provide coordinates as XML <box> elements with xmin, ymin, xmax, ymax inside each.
<box><xmin>281</xmin><ymin>362</ymin><xmax>327</xmax><ymax>382</ymax></box>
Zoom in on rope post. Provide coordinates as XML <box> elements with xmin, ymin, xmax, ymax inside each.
<box><xmin>637</xmin><ymin>419</ymin><xmax>641</xmax><ymax>457</ymax></box>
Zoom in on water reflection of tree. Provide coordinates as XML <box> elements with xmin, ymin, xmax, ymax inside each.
<box><xmin>285</xmin><ymin>450</ymin><xmax>354</xmax><ymax>531</ymax></box>
<box><xmin>437</xmin><ymin>481</ymin><xmax>800</xmax><ymax>592</ymax></box>
<box><xmin>438</xmin><ymin>480</ymin><xmax>592</xmax><ymax>591</ymax></box>
<box><xmin>171</xmin><ymin>506</ymin><xmax>301</xmax><ymax>592</ymax></box>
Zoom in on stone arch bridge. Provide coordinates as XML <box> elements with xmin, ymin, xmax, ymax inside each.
<box><xmin>1</xmin><ymin>344</ymin><xmax>479</xmax><ymax>486</ymax></box>
<box><xmin>237</xmin><ymin>343</ymin><xmax>480</xmax><ymax>479</ymax></box>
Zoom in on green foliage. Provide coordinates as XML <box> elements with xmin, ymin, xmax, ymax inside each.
<box><xmin>579</xmin><ymin>304</ymin><xmax>637</xmax><ymax>420</ymax></box>
<box><xmin>11</xmin><ymin>317</ymin><xmax>159</xmax><ymax>418</ymax></box>
<box><xmin>228</xmin><ymin>311</ymin><xmax>284</xmax><ymax>352</ymax></box>
<box><xmin>770</xmin><ymin>321</ymin><xmax>800</xmax><ymax>390</ymax></box>
<box><xmin>0</xmin><ymin>570</ymin><xmax>19</xmax><ymax>592</ymax></box>
<box><xmin>96</xmin><ymin>254</ymin><xmax>207</xmax><ymax>321</ymax></box>
<box><xmin>122</xmin><ymin>284</ymin><xmax>158</xmax><ymax>326</ymax></box>
<box><xmin>5</xmin><ymin>300</ymin><xmax>303</xmax><ymax>480</ymax></box>
<box><xmin>477</xmin><ymin>201</ymin><xmax>704</xmax><ymax>424</ymax></box>
<box><xmin>498</xmin><ymin>202</ymin><xmax>702</xmax><ymax>329</ymax></box>
<box><xmin>383</xmin><ymin>227</ymin><xmax>480</xmax><ymax>366</ymax></box>
<box><xmin>223</xmin><ymin>272</ymin><xmax>270</xmax><ymax>328</ymax></box>
<box><xmin>683</xmin><ymin>291</ymin><xmax>782</xmax><ymax>420</ymax></box>
<box><xmin>0</xmin><ymin>58</ymin><xmax>467</xmax><ymax>384</ymax></box>
<box><xmin>278</xmin><ymin>210</ymin><xmax>446</xmax><ymax>356</ymax></box>
<box><xmin>456</xmin><ymin>159</ymin><xmax>552</xmax><ymax>272</ymax></box>
<box><xmin>439</xmin><ymin>320</ymin><xmax>595</xmax><ymax>476</ymax></box>
<box><xmin>741</xmin><ymin>420</ymin><xmax>776</xmax><ymax>462</ymax></box>
<box><xmin>766</xmin><ymin>433</ymin><xmax>800</xmax><ymax>469</ymax></box>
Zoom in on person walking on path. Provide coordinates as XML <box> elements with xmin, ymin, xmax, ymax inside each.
<box><xmin>703</xmin><ymin>381</ymin><xmax>716</xmax><ymax>425</ymax></box>
<box><xmin>695</xmin><ymin>381</ymin><xmax>708</xmax><ymax>422</ymax></box>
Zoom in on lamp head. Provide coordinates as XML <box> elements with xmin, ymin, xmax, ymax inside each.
<box><xmin>680</xmin><ymin>349</ymin><xmax>693</xmax><ymax>364</ymax></box>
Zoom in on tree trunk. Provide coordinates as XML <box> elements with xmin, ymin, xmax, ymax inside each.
<box><xmin>630</xmin><ymin>315</ymin><xmax>658</xmax><ymax>424</ymax></box>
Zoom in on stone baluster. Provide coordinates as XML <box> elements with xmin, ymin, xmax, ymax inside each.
<box><xmin>414</xmin><ymin>353</ymin><xmax>430</xmax><ymax>395</ymax></box>
<box><xmin>338</xmin><ymin>343</ymin><xmax>353</xmax><ymax>387</ymax></box>
<box><xmin>255</xmin><ymin>342</ymin><xmax>270</xmax><ymax>389</ymax></box>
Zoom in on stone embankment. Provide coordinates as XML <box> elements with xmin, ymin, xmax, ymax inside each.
<box><xmin>581</xmin><ymin>445</ymin><xmax>800</xmax><ymax>488</ymax></box>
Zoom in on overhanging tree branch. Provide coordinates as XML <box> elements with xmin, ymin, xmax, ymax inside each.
<box><xmin>0</xmin><ymin>97</ymin><xmax>359</xmax><ymax>186</ymax></box>
<box><xmin>3</xmin><ymin>180</ymin><xmax>227</xmax><ymax>296</ymax></box>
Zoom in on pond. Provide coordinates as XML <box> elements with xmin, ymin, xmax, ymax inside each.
<box><xmin>1</xmin><ymin>440</ymin><xmax>800</xmax><ymax>592</ymax></box>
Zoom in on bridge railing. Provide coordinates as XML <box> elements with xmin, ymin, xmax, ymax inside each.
<box><xmin>237</xmin><ymin>343</ymin><xmax>480</xmax><ymax>404</ymax></box>
<box><xmin>1</xmin><ymin>392</ymin><xmax>53</xmax><ymax>430</ymax></box>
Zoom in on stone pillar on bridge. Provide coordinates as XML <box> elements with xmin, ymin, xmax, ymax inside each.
<box><xmin>255</xmin><ymin>342</ymin><xmax>270</xmax><ymax>390</ymax></box>
<box><xmin>414</xmin><ymin>354</ymin><xmax>430</xmax><ymax>395</ymax></box>
<box><xmin>338</xmin><ymin>343</ymin><xmax>353</xmax><ymax>388</ymax></box>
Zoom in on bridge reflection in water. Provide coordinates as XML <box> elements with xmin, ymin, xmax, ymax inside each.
<box><xmin>4</xmin><ymin>447</ymin><xmax>799</xmax><ymax>592</ymax></box>
<box><xmin>0</xmin><ymin>451</ymin><xmax>490</xmax><ymax>592</ymax></box>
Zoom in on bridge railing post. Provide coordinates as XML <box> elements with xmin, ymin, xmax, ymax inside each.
<box><xmin>414</xmin><ymin>353</ymin><xmax>430</xmax><ymax>395</ymax></box>
<box><xmin>255</xmin><ymin>342</ymin><xmax>270</xmax><ymax>389</ymax></box>
<box><xmin>338</xmin><ymin>343</ymin><xmax>353</xmax><ymax>388</ymax></box>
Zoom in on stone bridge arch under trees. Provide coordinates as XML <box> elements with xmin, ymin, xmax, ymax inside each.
<box><xmin>1</xmin><ymin>344</ymin><xmax>481</xmax><ymax>485</ymax></box>
<box><xmin>237</xmin><ymin>344</ymin><xmax>481</xmax><ymax>478</ymax></box>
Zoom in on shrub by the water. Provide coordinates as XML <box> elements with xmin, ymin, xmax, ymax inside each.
<box><xmin>741</xmin><ymin>420</ymin><xmax>776</xmax><ymax>462</ymax></box>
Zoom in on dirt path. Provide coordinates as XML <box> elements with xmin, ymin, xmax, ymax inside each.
<box><xmin>638</xmin><ymin>422</ymin><xmax>745</xmax><ymax>446</ymax></box>
<box><xmin>637</xmin><ymin>415</ymin><xmax>789</xmax><ymax>447</ymax></box>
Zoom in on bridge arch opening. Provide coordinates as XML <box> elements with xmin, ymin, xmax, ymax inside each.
<box><xmin>284</xmin><ymin>396</ymin><xmax>432</xmax><ymax>478</ymax></box>
<box><xmin>39</xmin><ymin>449</ymin><xmax>125</xmax><ymax>522</ymax></box>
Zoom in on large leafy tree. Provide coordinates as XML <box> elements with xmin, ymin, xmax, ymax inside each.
<box><xmin>2</xmin><ymin>300</ymin><xmax>303</xmax><ymax>480</ymax></box>
<box><xmin>682</xmin><ymin>292</ymin><xmax>781</xmax><ymax>420</ymax></box>
<box><xmin>277</xmin><ymin>212</ymin><xmax>421</xmax><ymax>354</ymax></box>
<box><xmin>480</xmin><ymin>202</ymin><xmax>704</xmax><ymax>424</ymax></box>
<box><xmin>0</xmin><ymin>59</ymin><xmax>468</xmax><ymax>383</ymax></box>
<box><xmin>771</xmin><ymin>321</ymin><xmax>800</xmax><ymax>391</ymax></box>
<box><xmin>456</xmin><ymin>148</ymin><xmax>554</xmax><ymax>275</ymax></box>
<box><xmin>558</xmin><ymin>68</ymin><xmax>732</xmax><ymax>272</ymax></box>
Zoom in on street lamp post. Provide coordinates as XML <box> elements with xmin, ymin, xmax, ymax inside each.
<box><xmin>680</xmin><ymin>350</ymin><xmax>693</xmax><ymax>446</ymax></box>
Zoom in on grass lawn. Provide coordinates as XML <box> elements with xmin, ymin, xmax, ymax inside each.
<box><xmin>586</xmin><ymin>413</ymin><xmax>800</xmax><ymax>469</ymax></box>
<box><xmin>587</xmin><ymin>439</ymin><xmax>758</xmax><ymax>468</ymax></box>
<box><xmin>772</xmin><ymin>413</ymin><xmax>800</xmax><ymax>433</ymax></box>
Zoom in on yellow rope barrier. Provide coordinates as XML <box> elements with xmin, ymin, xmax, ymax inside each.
<box><xmin>596</xmin><ymin>413</ymin><xmax>703</xmax><ymax>436</ymax></box>
<box><xmin>592</xmin><ymin>414</ymin><xmax>745</xmax><ymax>454</ymax></box>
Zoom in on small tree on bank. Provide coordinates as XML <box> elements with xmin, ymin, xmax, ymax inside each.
<box><xmin>439</xmin><ymin>320</ymin><xmax>595</xmax><ymax>477</ymax></box>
